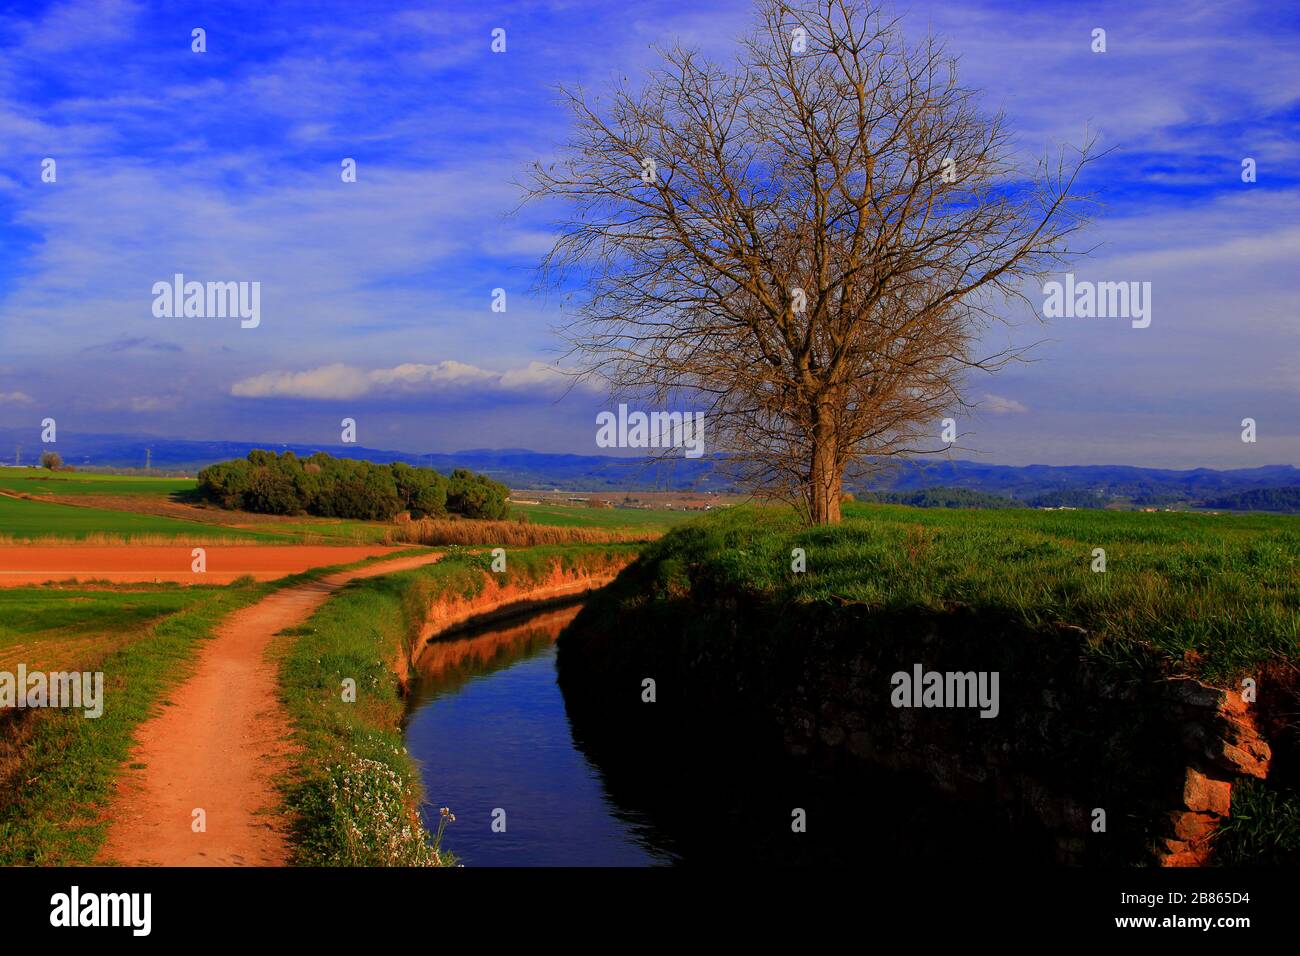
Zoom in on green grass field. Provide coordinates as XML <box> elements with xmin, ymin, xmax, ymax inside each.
<box><xmin>0</xmin><ymin>587</ymin><xmax>211</xmax><ymax>653</ymax></box>
<box><xmin>634</xmin><ymin>502</ymin><xmax>1299</xmax><ymax>682</ymax></box>
<box><xmin>0</xmin><ymin>466</ymin><xmax>195</xmax><ymax>497</ymax></box>
<box><xmin>0</xmin><ymin>466</ymin><xmax>697</xmax><ymax>541</ymax></box>
<box><xmin>0</xmin><ymin>494</ymin><xmax>273</xmax><ymax>542</ymax></box>
<box><xmin>0</xmin><ymin>467</ymin><xmax>385</xmax><ymax>542</ymax></box>
<box><xmin>0</xmin><ymin>466</ymin><xmax>272</xmax><ymax>541</ymax></box>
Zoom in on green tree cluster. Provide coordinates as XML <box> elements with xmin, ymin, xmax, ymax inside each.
<box><xmin>197</xmin><ymin>451</ymin><xmax>509</xmax><ymax>521</ymax></box>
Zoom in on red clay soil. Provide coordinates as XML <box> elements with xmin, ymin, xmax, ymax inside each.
<box><xmin>0</xmin><ymin>545</ymin><xmax>398</xmax><ymax>587</ymax></box>
<box><xmin>97</xmin><ymin>551</ymin><xmax>445</xmax><ymax>867</ymax></box>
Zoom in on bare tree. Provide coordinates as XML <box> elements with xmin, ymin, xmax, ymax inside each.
<box><xmin>528</xmin><ymin>0</ymin><xmax>1098</xmax><ymax>524</ymax></box>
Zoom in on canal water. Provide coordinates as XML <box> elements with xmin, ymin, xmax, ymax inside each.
<box><xmin>403</xmin><ymin>604</ymin><xmax>672</xmax><ymax>866</ymax></box>
<box><xmin>403</xmin><ymin>601</ymin><xmax>1053</xmax><ymax>867</ymax></box>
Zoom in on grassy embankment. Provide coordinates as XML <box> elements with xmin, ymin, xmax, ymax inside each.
<box><xmin>276</xmin><ymin>543</ymin><xmax>638</xmax><ymax>866</ymax></box>
<box><xmin>640</xmin><ymin>503</ymin><xmax>1297</xmax><ymax>681</ymax></box>
<box><xmin>0</xmin><ymin>550</ymin><xmax>431</xmax><ymax>865</ymax></box>
<box><xmin>565</xmin><ymin>503</ymin><xmax>1300</xmax><ymax>863</ymax></box>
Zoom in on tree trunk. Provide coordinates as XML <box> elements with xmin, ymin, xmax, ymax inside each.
<box><xmin>809</xmin><ymin>414</ymin><xmax>842</xmax><ymax>525</ymax></box>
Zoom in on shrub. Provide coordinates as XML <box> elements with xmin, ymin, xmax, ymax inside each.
<box><xmin>244</xmin><ymin>465</ymin><xmax>301</xmax><ymax>515</ymax></box>
<box><xmin>196</xmin><ymin>451</ymin><xmax>503</xmax><ymax>522</ymax></box>
<box><xmin>391</xmin><ymin>462</ymin><xmax>449</xmax><ymax>518</ymax></box>
<box><xmin>446</xmin><ymin>468</ymin><xmax>510</xmax><ymax>520</ymax></box>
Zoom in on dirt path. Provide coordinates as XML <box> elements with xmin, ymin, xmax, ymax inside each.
<box><xmin>98</xmin><ymin>551</ymin><xmax>445</xmax><ymax>867</ymax></box>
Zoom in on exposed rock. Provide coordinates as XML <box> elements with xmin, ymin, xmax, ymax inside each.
<box><xmin>1182</xmin><ymin>768</ymin><xmax>1231</xmax><ymax>816</ymax></box>
<box><xmin>1155</xmin><ymin>840</ymin><xmax>1207</xmax><ymax>867</ymax></box>
<box><xmin>1213</xmin><ymin>738</ymin><xmax>1271</xmax><ymax>779</ymax></box>
<box><xmin>1168</xmin><ymin>810</ymin><xmax>1218</xmax><ymax>843</ymax></box>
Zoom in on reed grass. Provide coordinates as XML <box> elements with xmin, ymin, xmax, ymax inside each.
<box><xmin>384</xmin><ymin>517</ymin><xmax>657</xmax><ymax>547</ymax></box>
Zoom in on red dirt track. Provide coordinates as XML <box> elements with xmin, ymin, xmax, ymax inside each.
<box><xmin>0</xmin><ymin>545</ymin><xmax>398</xmax><ymax>586</ymax></box>
<box><xmin>98</xmin><ymin>550</ymin><xmax>447</xmax><ymax>867</ymax></box>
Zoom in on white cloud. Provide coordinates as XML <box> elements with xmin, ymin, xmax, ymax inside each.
<box><xmin>16</xmin><ymin>0</ymin><xmax>141</xmax><ymax>53</ymax></box>
<box><xmin>0</xmin><ymin>391</ymin><xmax>35</xmax><ymax>404</ymax></box>
<box><xmin>499</xmin><ymin>361</ymin><xmax>578</xmax><ymax>390</ymax></box>
<box><xmin>369</xmin><ymin>361</ymin><xmax>498</xmax><ymax>391</ymax></box>
<box><xmin>231</xmin><ymin>365</ymin><xmax>372</xmax><ymax>400</ymax></box>
<box><xmin>981</xmin><ymin>393</ymin><xmax>1029</xmax><ymax>415</ymax></box>
<box><xmin>230</xmin><ymin>360</ymin><xmax>586</xmax><ymax>400</ymax></box>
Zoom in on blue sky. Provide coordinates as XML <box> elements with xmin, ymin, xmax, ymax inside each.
<box><xmin>0</xmin><ymin>0</ymin><xmax>1296</xmax><ymax>467</ymax></box>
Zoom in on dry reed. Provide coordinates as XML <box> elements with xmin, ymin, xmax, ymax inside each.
<box><xmin>383</xmin><ymin>518</ymin><xmax>657</xmax><ymax>547</ymax></box>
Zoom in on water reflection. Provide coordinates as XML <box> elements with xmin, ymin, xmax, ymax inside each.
<box><xmin>404</xmin><ymin>604</ymin><xmax>675</xmax><ymax>866</ymax></box>
<box><xmin>404</xmin><ymin>601</ymin><xmax>1053</xmax><ymax>867</ymax></box>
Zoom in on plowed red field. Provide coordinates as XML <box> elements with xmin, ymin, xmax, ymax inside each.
<box><xmin>0</xmin><ymin>545</ymin><xmax>399</xmax><ymax>586</ymax></box>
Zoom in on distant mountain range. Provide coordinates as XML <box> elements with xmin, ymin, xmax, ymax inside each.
<box><xmin>1</xmin><ymin>429</ymin><xmax>1296</xmax><ymax>509</ymax></box>
<box><xmin>862</xmin><ymin>459</ymin><xmax>1300</xmax><ymax>506</ymax></box>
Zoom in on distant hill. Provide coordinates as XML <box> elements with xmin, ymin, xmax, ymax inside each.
<box><xmin>855</xmin><ymin>487</ymin><xmax>1017</xmax><ymax>509</ymax></box>
<box><xmin>864</xmin><ymin>458</ymin><xmax>1300</xmax><ymax>500</ymax></box>
<box><xmin>1202</xmin><ymin>486</ymin><xmax>1300</xmax><ymax>513</ymax></box>
<box><xmin>0</xmin><ymin>429</ymin><xmax>1295</xmax><ymax>508</ymax></box>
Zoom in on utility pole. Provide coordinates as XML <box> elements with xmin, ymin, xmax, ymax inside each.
<box><xmin>145</xmin><ymin>448</ymin><xmax>151</xmax><ymax>473</ymax></box>
<box><xmin>14</xmin><ymin>444</ymin><xmax>20</xmax><ymax>467</ymax></box>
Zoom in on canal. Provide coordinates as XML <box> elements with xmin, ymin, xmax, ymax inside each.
<box><xmin>403</xmin><ymin>600</ymin><xmax>1052</xmax><ymax>866</ymax></box>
